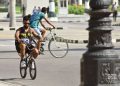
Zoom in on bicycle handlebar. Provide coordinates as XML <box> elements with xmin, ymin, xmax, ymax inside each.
<box><xmin>46</xmin><ymin>27</ymin><xmax>63</xmax><ymax>30</ymax></box>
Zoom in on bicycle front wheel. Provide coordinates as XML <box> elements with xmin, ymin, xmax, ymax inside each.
<box><xmin>29</xmin><ymin>58</ymin><xmax>37</xmax><ymax>80</ymax></box>
<box><xmin>20</xmin><ymin>59</ymin><xmax>27</xmax><ymax>78</ymax></box>
<box><xmin>48</xmin><ymin>38</ymin><xmax>69</xmax><ymax>58</ymax></box>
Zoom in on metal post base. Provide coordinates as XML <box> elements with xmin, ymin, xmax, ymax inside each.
<box><xmin>81</xmin><ymin>49</ymin><xmax>120</xmax><ymax>86</ymax></box>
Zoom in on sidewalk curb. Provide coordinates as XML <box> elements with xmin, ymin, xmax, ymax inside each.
<box><xmin>0</xmin><ymin>19</ymin><xmax>83</xmax><ymax>23</ymax></box>
<box><xmin>57</xmin><ymin>38</ymin><xmax>120</xmax><ymax>44</ymax></box>
<box><xmin>112</xmin><ymin>23</ymin><xmax>120</xmax><ymax>26</ymax></box>
<box><xmin>0</xmin><ymin>38</ymin><xmax>120</xmax><ymax>44</ymax></box>
<box><xmin>0</xmin><ymin>27</ymin><xmax>16</xmax><ymax>31</ymax></box>
<box><xmin>0</xmin><ymin>22</ymin><xmax>118</xmax><ymax>31</ymax></box>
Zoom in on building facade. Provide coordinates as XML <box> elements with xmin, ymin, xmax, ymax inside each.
<box><xmin>22</xmin><ymin>0</ymin><xmax>49</xmax><ymax>15</ymax></box>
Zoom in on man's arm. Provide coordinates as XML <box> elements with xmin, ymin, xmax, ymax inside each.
<box><xmin>40</xmin><ymin>21</ymin><xmax>46</xmax><ymax>29</ymax></box>
<box><xmin>44</xmin><ymin>17</ymin><xmax>55</xmax><ymax>28</ymax></box>
<box><xmin>15</xmin><ymin>29</ymin><xmax>21</xmax><ymax>42</ymax></box>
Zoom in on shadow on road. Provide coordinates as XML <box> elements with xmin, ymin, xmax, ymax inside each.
<box><xmin>0</xmin><ymin>78</ymin><xmax>31</xmax><ymax>86</ymax></box>
<box><xmin>0</xmin><ymin>51</ymin><xmax>16</xmax><ymax>53</ymax></box>
<box><xmin>0</xmin><ymin>78</ymin><xmax>21</xmax><ymax>81</ymax></box>
<box><xmin>0</xmin><ymin>58</ymin><xmax>19</xmax><ymax>59</ymax></box>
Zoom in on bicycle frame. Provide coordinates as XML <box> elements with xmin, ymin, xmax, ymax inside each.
<box><xmin>20</xmin><ymin>42</ymin><xmax>37</xmax><ymax>79</ymax></box>
<box><xmin>39</xmin><ymin>28</ymin><xmax>56</xmax><ymax>47</ymax></box>
<box><xmin>45</xmin><ymin>28</ymin><xmax>57</xmax><ymax>41</ymax></box>
<box><xmin>23</xmin><ymin>40</ymin><xmax>36</xmax><ymax>60</ymax></box>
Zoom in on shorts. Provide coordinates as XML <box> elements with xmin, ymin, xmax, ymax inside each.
<box><xmin>15</xmin><ymin>39</ymin><xmax>34</xmax><ymax>53</ymax></box>
<box><xmin>33</xmin><ymin>27</ymin><xmax>43</xmax><ymax>38</ymax></box>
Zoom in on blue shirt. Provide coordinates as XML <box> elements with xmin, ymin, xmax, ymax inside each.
<box><xmin>30</xmin><ymin>12</ymin><xmax>45</xmax><ymax>28</ymax></box>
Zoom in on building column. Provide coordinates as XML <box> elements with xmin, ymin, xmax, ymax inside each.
<box><xmin>78</xmin><ymin>0</ymin><xmax>82</xmax><ymax>5</ymax></box>
<box><xmin>48</xmin><ymin>0</ymin><xmax>58</xmax><ymax>21</ymax></box>
<box><xmin>113</xmin><ymin>0</ymin><xmax>119</xmax><ymax>6</ymax></box>
<box><xmin>80</xmin><ymin>0</ymin><xmax>120</xmax><ymax>86</ymax></box>
<box><xmin>7</xmin><ymin>0</ymin><xmax>10</xmax><ymax>18</ymax></box>
<box><xmin>9</xmin><ymin>0</ymin><xmax>16</xmax><ymax>28</ymax></box>
<box><xmin>85</xmin><ymin>0</ymin><xmax>89</xmax><ymax>9</ymax></box>
<box><xmin>48</xmin><ymin>0</ymin><xmax>56</xmax><ymax>17</ymax></box>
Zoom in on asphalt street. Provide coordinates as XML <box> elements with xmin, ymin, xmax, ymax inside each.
<box><xmin>0</xmin><ymin>43</ymin><xmax>87</xmax><ymax>86</ymax></box>
<box><xmin>0</xmin><ymin>40</ymin><xmax>120</xmax><ymax>86</ymax></box>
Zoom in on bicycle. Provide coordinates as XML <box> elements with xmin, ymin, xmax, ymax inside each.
<box><xmin>20</xmin><ymin>39</ymin><xmax>37</xmax><ymax>80</ymax></box>
<box><xmin>40</xmin><ymin>27</ymin><xmax>69</xmax><ymax>58</ymax></box>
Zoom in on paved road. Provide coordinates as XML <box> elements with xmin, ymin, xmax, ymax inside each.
<box><xmin>0</xmin><ymin>39</ymin><xmax>120</xmax><ymax>86</ymax></box>
<box><xmin>0</xmin><ymin>42</ymin><xmax>87</xmax><ymax>86</ymax></box>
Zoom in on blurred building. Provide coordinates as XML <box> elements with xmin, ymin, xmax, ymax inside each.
<box><xmin>22</xmin><ymin>0</ymin><xmax>49</xmax><ymax>15</ymax></box>
<box><xmin>69</xmin><ymin>0</ymin><xmax>82</xmax><ymax>5</ymax></box>
<box><xmin>1</xmin><ymin>0</ymin><xmax>49</xmax><ymax>15</ymax></box>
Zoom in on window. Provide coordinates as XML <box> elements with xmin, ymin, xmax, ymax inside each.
<box><xmin>60</xmin><ymin>0</ymin><xmax>67</xmax><ymax>7</ymax></box>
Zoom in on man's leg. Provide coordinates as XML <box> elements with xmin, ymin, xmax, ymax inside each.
<box><xmin>19</xmin><ymin>43</ymin><xmax>26</xmax><ymax>60</ymax></box>
<box><xmin>39</xmin><ymin>28</ymin><xmax>46</xmax><ymax>54</ymax></box>
<box><xmin>41</xmin><ymin>28</ymin><xmax>46</xmax><ymax>40</ymax></box>
<box><xmin>33</xmin><ymin>27</ymin><xmax>43</xmax><ymax>53</ymax></box>
<box><xmin>37</xmin><ymin>38</ymin><xmax>42</xmax><ymax>54</ymax></box>
<box><xmin>32</xmin><ymin>48</ymin><xmax>39</xmax><ymax>58</ymax></box>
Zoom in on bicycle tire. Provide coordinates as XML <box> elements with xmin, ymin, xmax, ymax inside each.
<box><xmin>20</xmin><ymin>59</ymin><xmax>27</xmax><ymax>78</ymax></box>
<box><xmin>48</xmin><ymin>38</ymin><xmax>69</xmax><ymax>58</ymax></box>
<box><xmin>29</xmin><ymin>58</ymin><xmax>37</xmax><ymax>80</ymax></box>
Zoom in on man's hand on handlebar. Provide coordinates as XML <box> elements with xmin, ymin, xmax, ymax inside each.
<box><xmin>52</xmin><ymin>25</ymin><xmax>55</xmax><ymax>29</ymax></box>
<box><xmin>18</xmin><ymin>39</ymin><xmax>23</xmax><ymax>43</ymax></box>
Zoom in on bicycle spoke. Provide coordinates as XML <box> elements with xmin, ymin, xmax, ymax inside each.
<box><xmin>48</xmin><ymin>39</ymin><xmax>69</xmax><ymax>58</ymax></box>
<box><xmin>20</xmin><ymin>59</ymin><xmax>27</xmax><ymax>78</ymax></box>
<box><xmin>29</xmin><ymin>59</ymin><xmax>37</xmax><ymax>80</ymax></box>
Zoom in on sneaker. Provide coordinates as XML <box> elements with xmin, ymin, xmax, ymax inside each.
<box><xmin>21</xmin><ymin>61</ymin><xmax>26</xmax><ymax>67</ymax></box>
<box><xmin>31</xmin><ymin>62</ymin><xmax>35</xmax><ymax>69</ymax></box>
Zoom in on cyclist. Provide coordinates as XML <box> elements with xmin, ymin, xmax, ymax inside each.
<box><xmin>15</xmin><ymin>15</ymin><xmax>41</xmax><ymax>60</ymax></box>
<box><xmin>30</xmin><ymin>7</ymin><xmax>55</xmax><ymax>41</ymax></box>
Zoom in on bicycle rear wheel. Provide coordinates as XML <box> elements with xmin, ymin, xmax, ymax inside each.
<box><xmin>20</xmin><ymin>59</ymin><xmax>27</xmax><ymax>78</ymax></box>
<box><xmin>48</xmin><ymin>38</ymin><xmax>69</xmax><ymax>58</ymax></box>
<box><xmin>29</xmin><ymin>58</ymin><xmax>37</xmax><ymax>80</ymax></box>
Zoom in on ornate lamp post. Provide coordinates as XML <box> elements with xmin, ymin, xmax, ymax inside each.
<box><xmin>81</xmin><ymin>0</ymin><xmax>120</xmax><ymax>86</ymax></box>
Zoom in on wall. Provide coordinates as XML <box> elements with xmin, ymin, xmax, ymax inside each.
<box><xmin>24</xmin><ymin>0</ymin><xmax>49</xmax><ymax>15</ymax></box>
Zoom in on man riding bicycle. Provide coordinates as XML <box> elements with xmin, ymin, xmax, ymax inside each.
<box><xmin>30</xmin><ymin>7</ymin><xmax>55</xmax><ymax>42</ymax></box>
<box><xmin>15</xmin><ymin>15</ymin><xmax>41</xmax><ymax>60</ymax></box>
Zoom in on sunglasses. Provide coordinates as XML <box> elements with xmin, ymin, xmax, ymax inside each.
<box><xmin>24</xmin><ymin>23</ymin><xmax>30</xmax><ymax>24</ymax></box>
